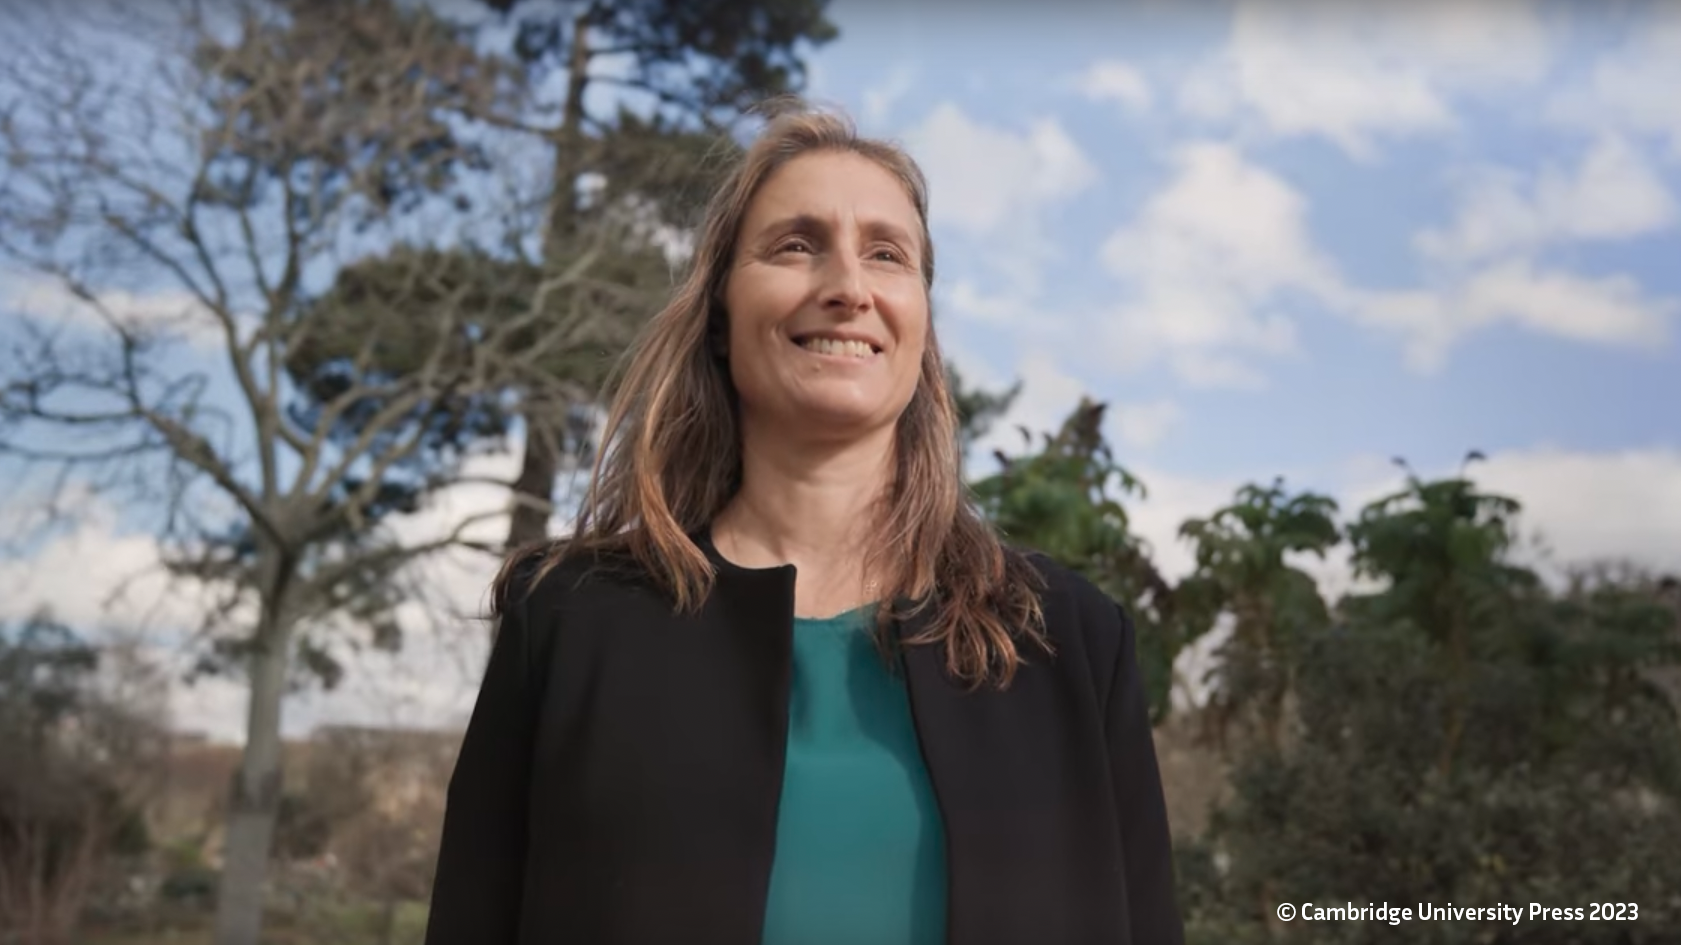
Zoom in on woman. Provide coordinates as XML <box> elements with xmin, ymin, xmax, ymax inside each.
<box><xmin>424</xmin><ymin>100</ymin><xmax>1183</xmax><ymax>945</ymax></box>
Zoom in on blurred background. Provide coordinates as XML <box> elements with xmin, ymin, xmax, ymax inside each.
<box><xmin>1</xmin><ymin>0</ymin><xmax>1678</xmax><ymax>942</ymax></box>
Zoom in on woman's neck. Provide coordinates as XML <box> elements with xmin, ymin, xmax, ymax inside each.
<box><xmin>711</xmin><ymin>423</ymin><xmax>895</xmax><ymax>613</ymax></box>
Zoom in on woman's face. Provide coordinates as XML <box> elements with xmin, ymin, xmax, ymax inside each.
<box><xmin>722</xmin><ymin>150</ymin><xmax>929</xmax><ymax>444</ymax></box>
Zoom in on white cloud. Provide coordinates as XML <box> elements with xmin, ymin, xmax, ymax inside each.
<box><xmin>936</xmin><ymin>279</ymin><xmax>1081</xmax><ymax>348</ymax></box>
<box><xmin>0</xmin><ymin>502</ymin><xmax>260</xmax><ymax>743</ymax></box>
<box><xmin>1457</xmin><ymin>261</ymin><xmax>1672</xmax><ymax>347</ymax></box>
<box><xmin>4</xmin><ymin>270</ymin><xmax>228</xmax><ymax>350</ymax></box>
<box><xmin>1076</xmin><ymin>59</ymin><xmax>1152</xmax><ymax>113</ymax></box>
<box><xmin>1171</xmin><ymin>351</ymin><xmax>1271</xmax><ymax>391</ymax></box>
<box><xmin>940</xmin><ymin>280</ymin><xmax>1038</xmax><ymax>326</ymax></box>
<box><xmin>1345</xmin><ymin>288</ymin><xmax>1463</xmax><ymax>372</ymax></box>
<box><xmin>1417</xmin><ymin>136</ymin><xmax>1678</xmax><ymax>265</ymax></box>
<box><xmin>1097</xmin><ymin>142</ymin><xmax>1330</xmax><ymax>387</ymax></box>
<box><xmin>861</xmin><ymin>63</ymin><xmax>917</xmax><ymax>127</ymax></box>
<box><xmin>0</xmin><ymin>502</ymin><xmax>216</xmax><ymax>633</ymax></box>
<box><xmin>1109</xmin><ymin>400</ymin><xmax>1182</xmax><ymax>450</ymax></box>
<box><xmin>905</xmin><ymin>103</ymin><xmax>1097</xmax><ymax>237</ymax></box>
<box><xmin>1091</xmin><ymin>140</ymin><xmax>1675</xmax><ymax>382</ymax></box>
<box><xmin>1545</xmin><ymin>5</ymin><xmax>1681</xmax><ymax>156</ymax></box>
<box><xmin>1348</xmin><ymin>261</ymin><xmax>1674</xmax><ymax>371</ymax></box>
<box><xmin>381</xmin><ymin>451</ymin><xmax>525</xmax><ymax>567</ymax></box>
<box><xmin>1102</xmin><ymin>144</ymin><xmax>1334</xmax><ymax>296</ymax></box>
<box><xmin>970</xmin><ymin>350</ymin><xmax>1088</xmax><ymax>466</ymax></box>
<box><xmin>941</xmin><ymin>336</ymin><xmax>1011</xmax><ymax>391</ymax></box>
<box><xmin>1478</xmin><ymin>447</ymin><xmax>1681</xmax><ymax>580</ymax></box>
<box><xmin>1180</xmin><ymin>0</ymin><xmax>1552</xmax><ymax>159</ymax></box>
<box><xmin>1125</xmin><ymin>464</ymin><xmax>1254</xmax><ymax>583</ymax></box>
<box><xmin>902</xmin><ymin>103</ymin><xmax>1098</xmax><ymax>293</ymax></box>
<box><xmin>0</xmin><ymin>447</ymin><xmax>532</xmax><ymax>743</ymax></box>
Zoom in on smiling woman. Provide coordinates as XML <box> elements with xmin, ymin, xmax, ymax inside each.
<box><xmin>423</xmin><ymin>98</ymin><xmax>1185</xmax><ymax>945</ymax></box>
<box><xmin>724</xmin><ymin>149</ymin><xmax>929</xmax><ymax>471</ymax></box>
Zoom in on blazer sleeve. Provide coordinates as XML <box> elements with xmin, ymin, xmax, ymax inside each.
<box><xmin>424</xmin><ymin>586</ymin><xmax>542</xmax><ymax>944</ymax></box>
<box><xmin>1105</xmin><ymin>601</ymin><xmax>1186</xmax><ymax>945</ymax></box>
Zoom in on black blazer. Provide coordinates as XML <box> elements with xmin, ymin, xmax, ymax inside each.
<box><xmin>425</xmin><ymin>534</ymin><xmax>1185</xmax><ymax>945</ymax></box>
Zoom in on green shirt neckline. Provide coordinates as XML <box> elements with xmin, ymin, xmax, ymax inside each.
<box><xmin>792</xmin><ymin>601</ymin><xmax>879</xmax><ymax>624</ymax></box>
<box><xmin>760</xmin><ymin>603</ymin><xmax>947</xmax><ymax>945</ymax></box>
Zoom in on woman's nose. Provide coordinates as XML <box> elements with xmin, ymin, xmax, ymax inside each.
<box><xmin>818</xmin><ymin>251</ymin><xmax>869</xmax><ymax>312</ymax></box>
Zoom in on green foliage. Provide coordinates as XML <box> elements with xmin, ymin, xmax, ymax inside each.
<box><xmin>1342</xmin><ymin>457</ymin><xmax>1538</xmax><ymax>643</ymax></box>
<box><xmin>483</xmin><ymin>0</ymin><xmax>837</xmax><ymax>127</ymax></box>
<box><xmin>1179</xmin><ymin>466</ymin><xmax>1681</xmax><ymax>944</ymax></box>
<box><xmin>970</xmin><ymin>397</ymin><xmax>1179</xmax><ymax>719</ymax></box>
<box><xmin>974</xmin><ymin>400</ymin><xmax>1681</xmax><ymax>942</ymax></box>
<box><xmin>1178</xmin><ymin>478</ymin><xmax>1341</xmax><ymax>753</ymax></box>
<box><xmin>0</xmin><ymin>614</ymin><xmax>158</xmax><ymax>935</ymax></box>
<box><xmin>158</xmin><ymin>866</ymin><xmax>219</xmax><ymax>909</ymax></box>
<box><xmin>193</xmin><ymin>0</ymin><xmax>515</xmax><ymax>227</ymax></box>
<box><xmin>284</xmin><ymin>241</ymin><xmax>644</xmax><ymax>472</ymax></box>
<box><xmin>284</xmin><ymin>0</ymin><xmax>839</xmax><ymax>552</ymax></box>
<box><xmin>0</xmin><ymin>611</ymin><xmax>99</xmax><ymax>737</ymax></box>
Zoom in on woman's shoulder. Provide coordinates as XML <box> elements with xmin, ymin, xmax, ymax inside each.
<box><xmin>1007</xmin><ymin>547</ymin><xmax>1122</xmax><ymax>611</ymax></box>
<box><xmin>494</xmin><ymin>537</ymin><xmax>652</xmax><ymax>618</ymax></box>
<box><xmin>1005</xmin><ymin>546</ymin><xmax>1135</xmax><ymax>666</ymax></box>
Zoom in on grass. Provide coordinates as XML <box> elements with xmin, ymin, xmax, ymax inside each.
<box><xmin>77</xmin><ymin>900</ymin><xmax>429</xmax><ymax>945</ymax></box>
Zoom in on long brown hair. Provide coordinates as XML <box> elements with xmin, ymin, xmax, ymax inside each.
<box><xmin>494</xmin><ymin>97</ymin><xmax>1048</xmax><ymax>688</ymax></box>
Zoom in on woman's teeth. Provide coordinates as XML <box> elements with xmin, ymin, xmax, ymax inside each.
<box><xmin>799</xmin><ymin>337</ymin><xmax>876</xmax><ymax>358</ymax></box>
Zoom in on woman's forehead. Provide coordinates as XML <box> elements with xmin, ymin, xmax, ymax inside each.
<box><xmin>746</xmin><ymin>152</ymin><xmax>921</xmax><ymax>232</ymax></box>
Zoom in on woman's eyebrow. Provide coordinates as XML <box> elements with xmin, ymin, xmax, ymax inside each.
<box><xmin>754</xmin><ymin>213</ymin><xmax>919</xmax><ymax>251</ymax></box>
<box><xmin>862</xmin><ymin>219</ymin><xmax>920</xmax><ymax>252</ymax></box>
<box><xmin>753</xmin><ymin>213</ymin><xmax>826</xmax><ymax>242</ymax></box>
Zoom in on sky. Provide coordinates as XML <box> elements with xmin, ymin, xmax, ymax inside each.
<box><xmin>2</xmin><ymin>0</ymin><xmax>1679</xmax><ymax>742</ymax></box>
<box><xmin>808</xmin><ymin>0</ymin><xmax>1681</xmax><ymax>572</ymax></box>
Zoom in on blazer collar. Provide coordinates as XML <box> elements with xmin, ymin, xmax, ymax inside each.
<box><xmin>690</xmin><ymin>524</ymin><xmax>937</xmax><ymax>647</ymax></box>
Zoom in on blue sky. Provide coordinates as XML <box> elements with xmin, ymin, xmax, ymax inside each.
<box><xmin>804</xmin><ymin>0</ymin><xmax>1679</xmax><ymax>495</ymax></box>
<box><xmin>4</xmin><ymin>0</ymin><xmax>1680</xmax><ymax>738</ymax></box>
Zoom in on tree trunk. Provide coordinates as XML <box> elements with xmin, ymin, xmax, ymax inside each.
<box><xmin>504</xmin><ymin>413</ymin><xmax>561</xmax><ymax>549</ymax></box>
<box><xmin>212</xmin><ymin>557</ymin><xmax>295</xmax><ymax>945</ymax></box>
<box><xmin>500</xmin><ymin>11</ymin><xmax>592</xmax><ymax>556</ymax></box>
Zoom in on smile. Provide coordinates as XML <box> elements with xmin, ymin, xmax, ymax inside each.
<box><xmin>791</xmin><ymin>335</ymin><xmax>881</xmax><ymax>359</ymax></box>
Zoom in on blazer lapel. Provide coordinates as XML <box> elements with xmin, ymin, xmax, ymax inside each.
<box><xmin>897</xmin><ymin>604</ymin><xmax>1127</xmax><ymax>945</ymax></box>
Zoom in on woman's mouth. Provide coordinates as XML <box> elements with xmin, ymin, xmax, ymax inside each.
<box><xmin>793</xmin><ymin>336</ymin><xmax>881</xmax><ymax>359</ymax></box>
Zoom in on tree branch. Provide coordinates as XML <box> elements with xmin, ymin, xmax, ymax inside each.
<box><xmin>586</xmin><ymin>75</ymin><xmax>723</xmax><ymax>131</ymax></box>
<box><xmin>297</xmin><ymin>506</ymin><xmax>512</xmax><ymax>603</ymax></box>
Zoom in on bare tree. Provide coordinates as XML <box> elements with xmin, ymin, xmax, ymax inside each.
<box><xmin>0</xmin><ymin>3</ymin><xmax>635</xmax><ymax>942</ymax></box>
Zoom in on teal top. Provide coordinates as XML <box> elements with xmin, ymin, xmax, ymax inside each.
<box><xmin>759</xmin><ymin>605</ymin><xmax>948</xmax><ymax>945</ymax></box>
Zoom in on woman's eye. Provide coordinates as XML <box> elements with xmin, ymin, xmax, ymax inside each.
<box><xmin>778</xmin><ymin>238</ymin><xmax>814</xmax><ymax>254</ymax></box>
<box><xmin>872</xmin><ymin>247</ymin><xmax>906</xmax><ymax>263</ymax></box>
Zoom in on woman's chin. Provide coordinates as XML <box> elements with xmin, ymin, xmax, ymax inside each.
<box><xmin>751</xmin><ymin>396</ymin><xmax>898</xmax><ymax>443</ymax></box>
